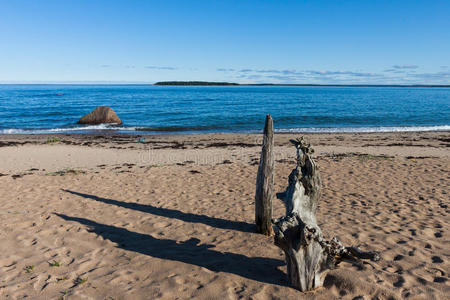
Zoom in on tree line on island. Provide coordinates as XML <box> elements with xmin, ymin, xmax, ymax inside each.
<box><xmin>154</xmin><ymin>81</ymin><xmax>450</xmax><ymax>87</ymax></box>
<box><xmin>155</xmin><ymin>81</ymin><xmax>239</xmax><ymax>86</ymax></box>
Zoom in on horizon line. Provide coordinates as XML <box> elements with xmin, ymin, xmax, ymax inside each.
<box><xmin>1</xmin><ymin>81</ymin><xmax>449</xmax><ymax>88</ymax></box>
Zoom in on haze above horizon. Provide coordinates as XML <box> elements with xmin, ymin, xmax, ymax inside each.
<box><xmin>1</xmin><ymin>0</ymin><xmax>449</xmax><ymax>85</ymax></box>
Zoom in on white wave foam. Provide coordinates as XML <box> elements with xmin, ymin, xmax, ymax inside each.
<box><xmin>275</xmin><ymin>125</ymin><xmax>450</xmax><ymax>133</ymax></box>
<box><xmin>1</xmin><ymin>125</ymin><xmax>449</xmax><ymax>134</ymax></box>
<box><xmin>0</xmin><ymin>124</ymin><xmax>137</xmax><ymax>134</ymax></box>
<box><xmin>0</xmin><ymin>128</ymin><xmax>26</xmax><ymax>134</ymax></box>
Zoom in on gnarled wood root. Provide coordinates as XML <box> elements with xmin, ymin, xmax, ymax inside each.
<box><xmin>273</xmin><ymin>212</ymin><xmax>379</xmax><ymax>291</ymax></box>
<box><xmin>273</xmin><ymin>137</ymin><xmax>379</xmax><ymax>291</ymax></box>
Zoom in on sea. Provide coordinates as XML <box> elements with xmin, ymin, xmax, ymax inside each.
<box><xmin>0</xmin><ymin>84</ymin><xmax>449</xmax><ymax>135</ymax></box>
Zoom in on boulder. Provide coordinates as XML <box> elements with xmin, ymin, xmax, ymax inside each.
<box><xmin>78</xmin><ymin>106</ymin><xmax>122</xmax><ymax>125</ymax></box>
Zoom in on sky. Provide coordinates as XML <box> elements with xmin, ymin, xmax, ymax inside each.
<box><xmin>0</xmin><ymin>0</ymin><xmax>449</xmax><ymax>84</ymax></box>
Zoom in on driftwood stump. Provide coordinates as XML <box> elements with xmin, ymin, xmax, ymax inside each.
<box><xmin>273</xmin><ymin>137</ymin><xmax>379</xmax><ymax>291</ymax></box>
<box><xmin>255</xmin><ymin>114</ymin><xmax>274</xmax><ymax>236</ymax></box>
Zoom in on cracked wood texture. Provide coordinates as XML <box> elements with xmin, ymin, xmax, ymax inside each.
<box><xmin>274</xmin><ymin>137</ymin><xmax>379</xmax><ymax>291</ymax></box>
<box><xmin>255</xmin><ymin>114</ymin><xmax>274</xmax><ymax>236</ymax></box>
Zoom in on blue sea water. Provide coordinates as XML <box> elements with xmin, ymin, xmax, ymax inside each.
<box><xmin>0</xmin><ymin>84</ymin><xmax>449</xmax><ymax>134</ymax></box>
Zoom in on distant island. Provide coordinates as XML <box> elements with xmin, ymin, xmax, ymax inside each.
<box><xmin>154</xmin><ymin>81</ymin><xmax>450</xmax><ymax>88</ymax></box>
<box><xmin>154</xmin><ymin>81</ymin><xmax>239</xmax><ymax>86</ymax></box>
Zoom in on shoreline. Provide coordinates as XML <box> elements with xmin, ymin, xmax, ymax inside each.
<box><xmin>1</xmin><ymin>126</ymin><xmax>449</xmax><ymax>135</ymax></box>
<box><xmin>1</xmin><ymin>130</ymin><xmax>449</xmax><ymax>143</ymax></box>
<box><xmin>1</xmin><ymin>131</ymin><xmax>449</xmax><ymax>149</ymax></box>
<box><xmin>1</xmin><ymin>129</ymin><xmax>450</xmax><ymax>138</ymax></box>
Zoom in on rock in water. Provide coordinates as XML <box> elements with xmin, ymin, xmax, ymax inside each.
<box><xmin>78</xmin><ymin>106</ymin><xmax>122</xmax><ymax>125</ymax></box>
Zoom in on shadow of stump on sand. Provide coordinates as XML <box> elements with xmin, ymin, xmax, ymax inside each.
<box><xmin>55</xmin><ymin>213</ymin><xmax>286</xmax><ymax>286</ymax></box>
<box><xmin>62</xmin><ymin>189</ymin><xmax>256</xmax><ymax>233</ymax></box>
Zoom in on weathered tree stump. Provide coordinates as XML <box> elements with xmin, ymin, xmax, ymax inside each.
<box><xmin>255</xmin><ymin>114</ymin><xmax>274</xmax><ymax>236</ymax></box>
<box><xmin>273</xmin><ymin>137</ymin><xmax>379</xmax><ymax>291</ymax></box>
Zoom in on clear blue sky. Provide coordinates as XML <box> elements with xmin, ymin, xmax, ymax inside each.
<box><xmin>1</xmin><ymin>0</ymin><xmax>449</xmax><ymax>84</ymax></box>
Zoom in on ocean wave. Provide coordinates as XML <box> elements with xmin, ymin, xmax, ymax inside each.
<box><xmin>275</xmin><ymin>125</ymin><xmax>450</xmax><ymax>133</ymax></box>
<box><xmin>0</xmin><ymin>124</ymin><xmax>136</xmax><ymax>134</ymax></box>
<box><xmin>135</xmin><ymin>125</ymin><xmax>224</xmax><ymax>132</ymax></box>
<box><xmin>1</xmin><ymin>124</ymin><xmax>449</xmax><ymax>135</ymax></box>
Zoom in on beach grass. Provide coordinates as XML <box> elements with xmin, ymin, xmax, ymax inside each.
<box><xmin>57</xmin><ymin>276</ymin><xmax>69</xmax><ymax>282</ymax></box>
<box><xmin>74</xmin><ymin>276</ymin><xmax>88</xmax><ymax>286</ymax></box>
<box><xmin>46</xmin><ymin>137</ymin><xmax>61</xmax><ymax>144</ymax></box>
<box><xmin>24</xmin><ymin>265</ymin><xmax>35</xmax><ymax>273</ymax></box>
<box><xmin>49</xmin><ymin>261</ymin><xmax>61</xmax><ymax>267</ymax></box>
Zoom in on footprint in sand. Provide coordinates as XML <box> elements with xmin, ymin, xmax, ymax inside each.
<box><xmin>393</xmin><ymin>254</ymin><xmax>404</xmax><ymax>261</ymax></box>
<box><xmin>434</xmin><ymin>231</ymin><xmax>443</xmax><ymax>238</ymax></box>
<box><xmin>416</xmin><ymin>277</ymin><xmax>427</xmax><ymax>285</ymax></box>
<box><xmin>393</xmin><ymin>276</ymin><xmax>405</xmax><ymax>287</ymax></box>
<box><xmin>431</xmin><ymin>256</ymin><xmax>443</xmax><ymax>263</ymax></box>
<box><xmin>401</xmin><ymin>289</ymin><xmax>412</xmax><ymax>298</ymax></box>
<box><xmin>408</xmin><ymin>228</ymin><xmax>417</xmax><ymax>236</ymax></box>
<box><xmin>433</xmin><ymin>277</ymin><xmax>447</xmax><ymax>283</ymax></box>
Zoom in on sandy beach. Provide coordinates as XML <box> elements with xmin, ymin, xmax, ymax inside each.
<box><xmin>0</xmin><ymin>132</ymin><xmax>448</xmax><ymax>299</ymax></box>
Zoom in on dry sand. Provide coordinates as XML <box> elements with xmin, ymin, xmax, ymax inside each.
<box><xmin>0</xmin><ymin>132</ymin><xmax>448</xmax><ymax>299</ymax></box>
